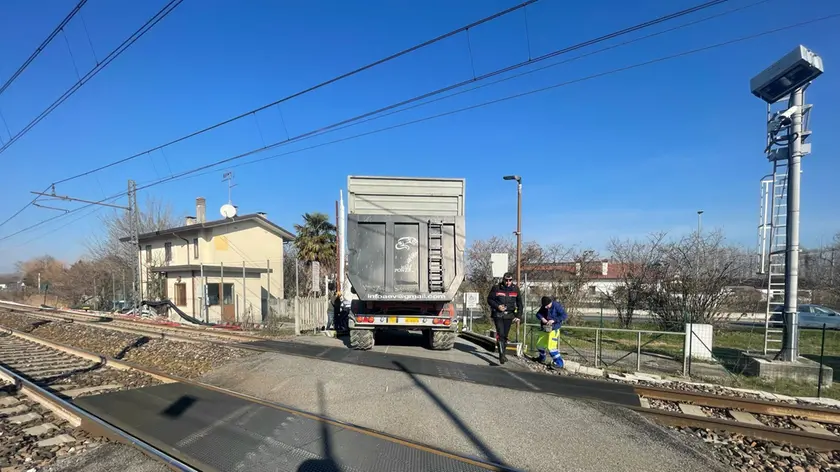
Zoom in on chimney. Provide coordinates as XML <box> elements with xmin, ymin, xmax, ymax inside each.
<box><xmin>185</xmin><ymin>216</ymin><xmax>196</xmax><ymax>225</ymax></box>
<box><xmin>601</xmin><ymin>261</ymin><xmax>609</xmax><ymax>276</ymax></box>
<box><xmin>196</xmin><ymin>197</ymin><xmax>206</xmax><ymax>223</ymax></box>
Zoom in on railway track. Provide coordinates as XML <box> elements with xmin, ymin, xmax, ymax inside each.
<box><xmin>0</xmin><ymin>301</ymin><xmax>272</xmax><ymax>345</ymax></box>
<box><xmin>0</xmin><ymin>328</ymin><xmax>194</xmax><ymax>471</ymax></box>
<box><xmin>4</xmin><ymin>300</ymin><xmax>838</xmax><ymax>459</ymax></box>
<box><xmin>632</xmin><ymin>385</ymin><xmax>840</xmax><ymax>451</ymax></box>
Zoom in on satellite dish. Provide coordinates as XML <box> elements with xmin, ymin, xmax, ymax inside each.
<box><xmin>220</xmin><ymin>204</ymin><xmax>237</xmax><ymax>219</ymax></box>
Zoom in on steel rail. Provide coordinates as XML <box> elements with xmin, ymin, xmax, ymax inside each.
<box><xmin>0</xmin><ymin>362</ymin><xmax>197</xmax><ymax>471</ymax></box>
<box><xmin>0</xmin><ymin>301</ymin><xmax>270</xmax><ymax>343</ymax></box>
<box><xmin>631</xmin><ymin>405</ymin><xmax>840</xmax><ymax>451</ymax></box>
<box><xmin>634</xmin><ymin>384</ymin><xmax>840</xmax><ymax>425</ymax></box>
<box><xmin>0</xmin><ymin>324</ymin><xmax>519</xmax><ymax>471</ymax></box>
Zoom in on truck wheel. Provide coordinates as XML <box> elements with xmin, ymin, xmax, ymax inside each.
<box><xmin>430</xmin><ymin>330</ymin><xmax>456</xmax><ymax>350</ymax></box>
<box><xmin>350</xmin><ymin>329</ymin><xmax>374</xmax><ymax>350</ymax></box>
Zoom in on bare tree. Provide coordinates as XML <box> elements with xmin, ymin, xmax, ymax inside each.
<box><xmin>603</xmin><ymin>232</ymin><xmax>667</xmax><ymax>328</ymax></box>
<box><xmin>85</xmin><ymin>196</ymin><xmax>180</xmax><ymax>287</ymax></box>
<box><xmin>553</xmin><ymin>249</ymin><xmax>602</xmax><ymax>323</ymax></box>
<box><xmin>647</xmin><ymin>230</ymin><xmax>753</xmax><ymax>330</ymax></box>
<box><xmin>464</xmin><ymin>236</ymin><xmax>515</xmax><ymax>315</ymax></box>
<box><xmin>801</xmin><ymin>232</ymin><xmax>840</xmax><ymax>306</ymax></box>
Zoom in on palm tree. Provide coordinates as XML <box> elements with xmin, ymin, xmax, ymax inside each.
<box><xmin>293</xmin><ymin>212</ymin><xmax>336</xmax><ymax>266</ymax></box>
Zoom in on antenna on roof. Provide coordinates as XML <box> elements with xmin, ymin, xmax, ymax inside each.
<box><xmin>222</xmin><ymin>171</ymin><xmax>236</xmax><ymax>205</ymax></box>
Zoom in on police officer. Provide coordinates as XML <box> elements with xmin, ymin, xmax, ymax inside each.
<box><xmin>486</xmin><ymin>272</ymin><xmax>523</xmax><ymax>364</ymax></box>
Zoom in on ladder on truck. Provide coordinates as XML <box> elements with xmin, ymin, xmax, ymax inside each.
<box><xmin>763</xmin><ymin>162</ymin><xmax>788</xmax><ymax>355</ymax></box>
<box><xmin>428</xmin><ymin>222</ymin><xmax>445</xmax><ymax>292</ymax></box>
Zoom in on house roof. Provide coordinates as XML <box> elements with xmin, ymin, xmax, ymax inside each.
<box><xmin>119</xmin><ymin>213</ymin><xmax>295</xmax><ymax>243</ymax></box>
<box><xmin>523</xmin><ymin>261</ymin><xmax>629</xmax><ymax>280</ymax></box>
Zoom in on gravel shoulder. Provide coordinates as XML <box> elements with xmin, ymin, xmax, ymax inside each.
<box><xmin>0</xmin><ymin>311</ymin><xmax>257</xmax><ymax>379</ymax></box>
<box><xmin>199</xmin><ymin>350</ymin><xmax>730</xmax><ymax>472</ymax></box>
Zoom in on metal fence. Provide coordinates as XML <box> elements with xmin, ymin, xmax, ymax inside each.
<box><xmin>267</xmin><ymin>296</ymin><xmax>329</xmax><ymax>335</ymax></box>
<box><xmin>680</xmin><ymin>321</ymin><xmax>838</xmax><ymax>399</ymax></box>
<box><xmin>522</xmin><ymin>323</ymin><xmax>688</xmax><ymax>376</ymax></box>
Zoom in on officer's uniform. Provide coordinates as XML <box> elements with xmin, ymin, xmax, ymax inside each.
<box><xmin>486</xmin><ymin>274</ymin><xmax>523</xmax><ymax>364</ymax></box>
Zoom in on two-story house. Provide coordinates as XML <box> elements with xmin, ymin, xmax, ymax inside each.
<box><xmin>122</xmin><ymin>197</ymin><xmax>295</xmax><ymax>324</ymax></box>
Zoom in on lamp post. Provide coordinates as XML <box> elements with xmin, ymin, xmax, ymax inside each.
<box><xmin>750</xmin><ymin>45</ymin><xmax>823</xmax><ymax>362</ymax></box>
<box><xmin>503</xmin><ymin>175</ymin><xmax>522</xmax><ymax>287</ymax></box>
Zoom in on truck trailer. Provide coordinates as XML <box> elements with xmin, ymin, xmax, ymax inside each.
<box><xmin>343</xmin><ymin>175</ymin><xmax>465</xmax><ymax>351</ymax></box>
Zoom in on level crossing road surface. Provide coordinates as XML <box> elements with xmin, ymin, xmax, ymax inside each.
<box><xmin>186</xmin><ymin>332</ymin><xmax>729</xmax><ymax>472</ymax></box>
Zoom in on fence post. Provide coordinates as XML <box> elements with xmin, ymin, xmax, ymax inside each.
<box><xmin>818</xmin><ymin>323</ymin><xmax>827</xmax><ymax>398</ymax></box>
<box><xmin>294</xmin><ymin>297</ymin><xmax>300</xmax><ymax>335</ymax></box>
<box><xmin>594</xmin><ymin>329</ymin><xmax>601</xmax><ymax>367</ymax></box>
<box><xmin>687</xmin><ymin>323</ymin><xmax>694</xmax><ymax>376</ymax></box>
<box><xmin>636</xmin><ymin>331</ymin><xmax>642</xmax><ymax>371</ymax></box>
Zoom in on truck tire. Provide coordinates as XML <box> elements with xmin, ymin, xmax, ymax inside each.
<box><xmin>350</xmin><ymin>329</ymin><xmax>375</xmax><ymax>350</ymax></box>
<box><xmin>430</xmin><ymin>330</ymin><xmax>456</xmax><ymax>350</ymax></box>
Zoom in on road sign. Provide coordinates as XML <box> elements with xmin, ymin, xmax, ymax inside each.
<box><xmin>464</xmin><ymin>292</ymin><xmax>479</xmax><ymax>309</ymax></box>
<box><xmin>490</xmin><ymin>253</ymin><xmax>509</xmax><ymax>278</ymax></box>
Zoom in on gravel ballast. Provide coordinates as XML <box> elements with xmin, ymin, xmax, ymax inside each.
<box><xmin>0</xmin><ymin>386</ymin><xmax>113</xmax><ymax>471</ymax></box>
<box><xmin>0</xmin><ymin>311</ymin><xmax>257</xmax><ymax>380</ymax></box>
<box><xmin>676</xmin><ymin>428</ymin><xmax>839</xmax><ymax>472</ymax></box>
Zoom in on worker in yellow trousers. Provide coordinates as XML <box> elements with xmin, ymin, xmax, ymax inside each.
<box><xmin>535</xmin><ymin>296</ymin><xmax>568</xmax><ymax>368</ymax></box>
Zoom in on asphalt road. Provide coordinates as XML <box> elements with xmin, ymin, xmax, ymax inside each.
<box><xmin>200</xmin><ymin>333</ymin><xmax>728</xmax><ymax>472</ymax></box>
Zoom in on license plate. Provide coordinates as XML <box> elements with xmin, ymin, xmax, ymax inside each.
<box><xmin>404</xmin><ymin>317</ymin><xmax>419</xmax><ymax>324</ymax></box>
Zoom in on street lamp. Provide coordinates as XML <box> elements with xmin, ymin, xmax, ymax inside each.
<box><xmin>503</xmin><ymin>175</ymin><xmax>522</xmax><ymax>288</ymax></box>
<box><xmin>750</xmin><ymin>45</ymin><xmax>824</xmax><ymax>362</ymax></box>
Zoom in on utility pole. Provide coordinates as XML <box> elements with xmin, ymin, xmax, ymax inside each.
<box><xmin>128</xmin><ymin>180</ymin><xmax>141</xmax><ymax>311</ymax></box>
<box><xmin>781</xmin><ymin>88</ymin><xmax>804</xmax><ymax>362</ymax></box>
<box><xmin>30</xmin><ymin>179</ymin><xmax>140</xmax><ymax>311</ymax></box>
<box><xmin>503</xmin><ymin>175</ymin><xmax>522</xmax><ymax>286</ymax></box>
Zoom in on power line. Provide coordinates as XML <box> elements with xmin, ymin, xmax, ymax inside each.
<box><xmin>114</xmin><ymin>13</ymin><xmax>840</xmax><ymax>191</ymax></box>
<box><xmin>0</xmin><ymin>0</ymin><xmax>89</xmax><ymax>97</ymax></box>
<box><xmin>0</xmin><ymin>0</ymin><xmax>184</xmax><ymax>156</ymax></box>
<box><xmin>5</xmin><ymin>12</ymin><xmax>832</xmax><ymax>247</ymax></box>
<box><xmin>49</xmin><ymin>0</ymin><xmax>542</xmax><ymax>186</ymax></box>
<box><xmin>45</xmin><ymin>0</ymin><xmax>727</xmax><ymax>188</ymax></box>
<box><xmin>2</xmin><ymin>0</ymin><xmax>733</xmax><ymax>239</ymax></box>
<box><xmin>0</xmin><ymin>0</ymin><xmax>536</xmax><ymax>233</ymax></box>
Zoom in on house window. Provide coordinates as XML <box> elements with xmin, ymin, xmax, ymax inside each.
<box><xmin>193</xmin><ymin>238</ymin><xmax>199</xmax><ymax>259</ymax></box>
<box><xmin>174</xmin><ymin>283</ymin><xmax>187</xmax><ymax>306</ymax></box>
<box><xmin>588</xmin><ymin>286</ymin><xmax>596</xmax><ymax>295</ymax></box>
<box><xmin>205</xmin><ymin>283</ymin><xmax>233</xmax><ymax>306</ymax></box>
<box><xmin>145</xmin><ymin>245</ymin><xmax>152</xmax><ymax>262</ymax></box>
<box><xmin>164</xmin><ymin>242</ymin><xmax>172</xmax><ymax>262</ymax></box>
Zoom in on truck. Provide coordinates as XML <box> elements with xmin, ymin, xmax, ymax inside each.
<box><xmin>342</xmin><ymin>175</ymin><xmax>465</xmax><ymax>351</ymax></box>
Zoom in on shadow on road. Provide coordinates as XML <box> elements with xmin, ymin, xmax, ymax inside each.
<box><xmin>392</xmin><ymin>360</ymin><xmax>509</xmax><ymax>468</ymax></box>
<box><xmin>453</xmin><ymin>341</ymin><xmax>499</xmax><ymax>366</ymax></box>
<box><xmin>298</xmin><ymin>380</ymin><xmax>341</xmax><ymax>472</ymax></box>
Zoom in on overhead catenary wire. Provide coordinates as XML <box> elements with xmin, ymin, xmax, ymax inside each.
<box><xmin>0</xmin><ymin>0</ymin><xmax>89</xmax><ymax>97</ymax></box>
<box><xmin>0</xmin><ymin>0</ymin><xmax>184</xmax><ymax>156</ymax></box>
<box><xmin>0</xmin><ymin>0</ymin><xmax>539</xmax><ymax>233</ymax></box>
<box><xmin>2</xmin><ymin>12</ymin><xmax>833</xmax><ymax>247</ymax></box>
<box><xmin>47</xmin><ymin>0</ymin><xmax>727</xmax><ymax>187</ymax></box>
<box><xmin>48</xmin><ymin>0</ymin><xmax>544</xmax><ymax>186</ymax></box>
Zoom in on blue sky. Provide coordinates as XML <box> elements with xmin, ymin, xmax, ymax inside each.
<box><xmin>0</xmin><ymin>0</ymin><xmax>838</xmax><ymax>272</ymax></box>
